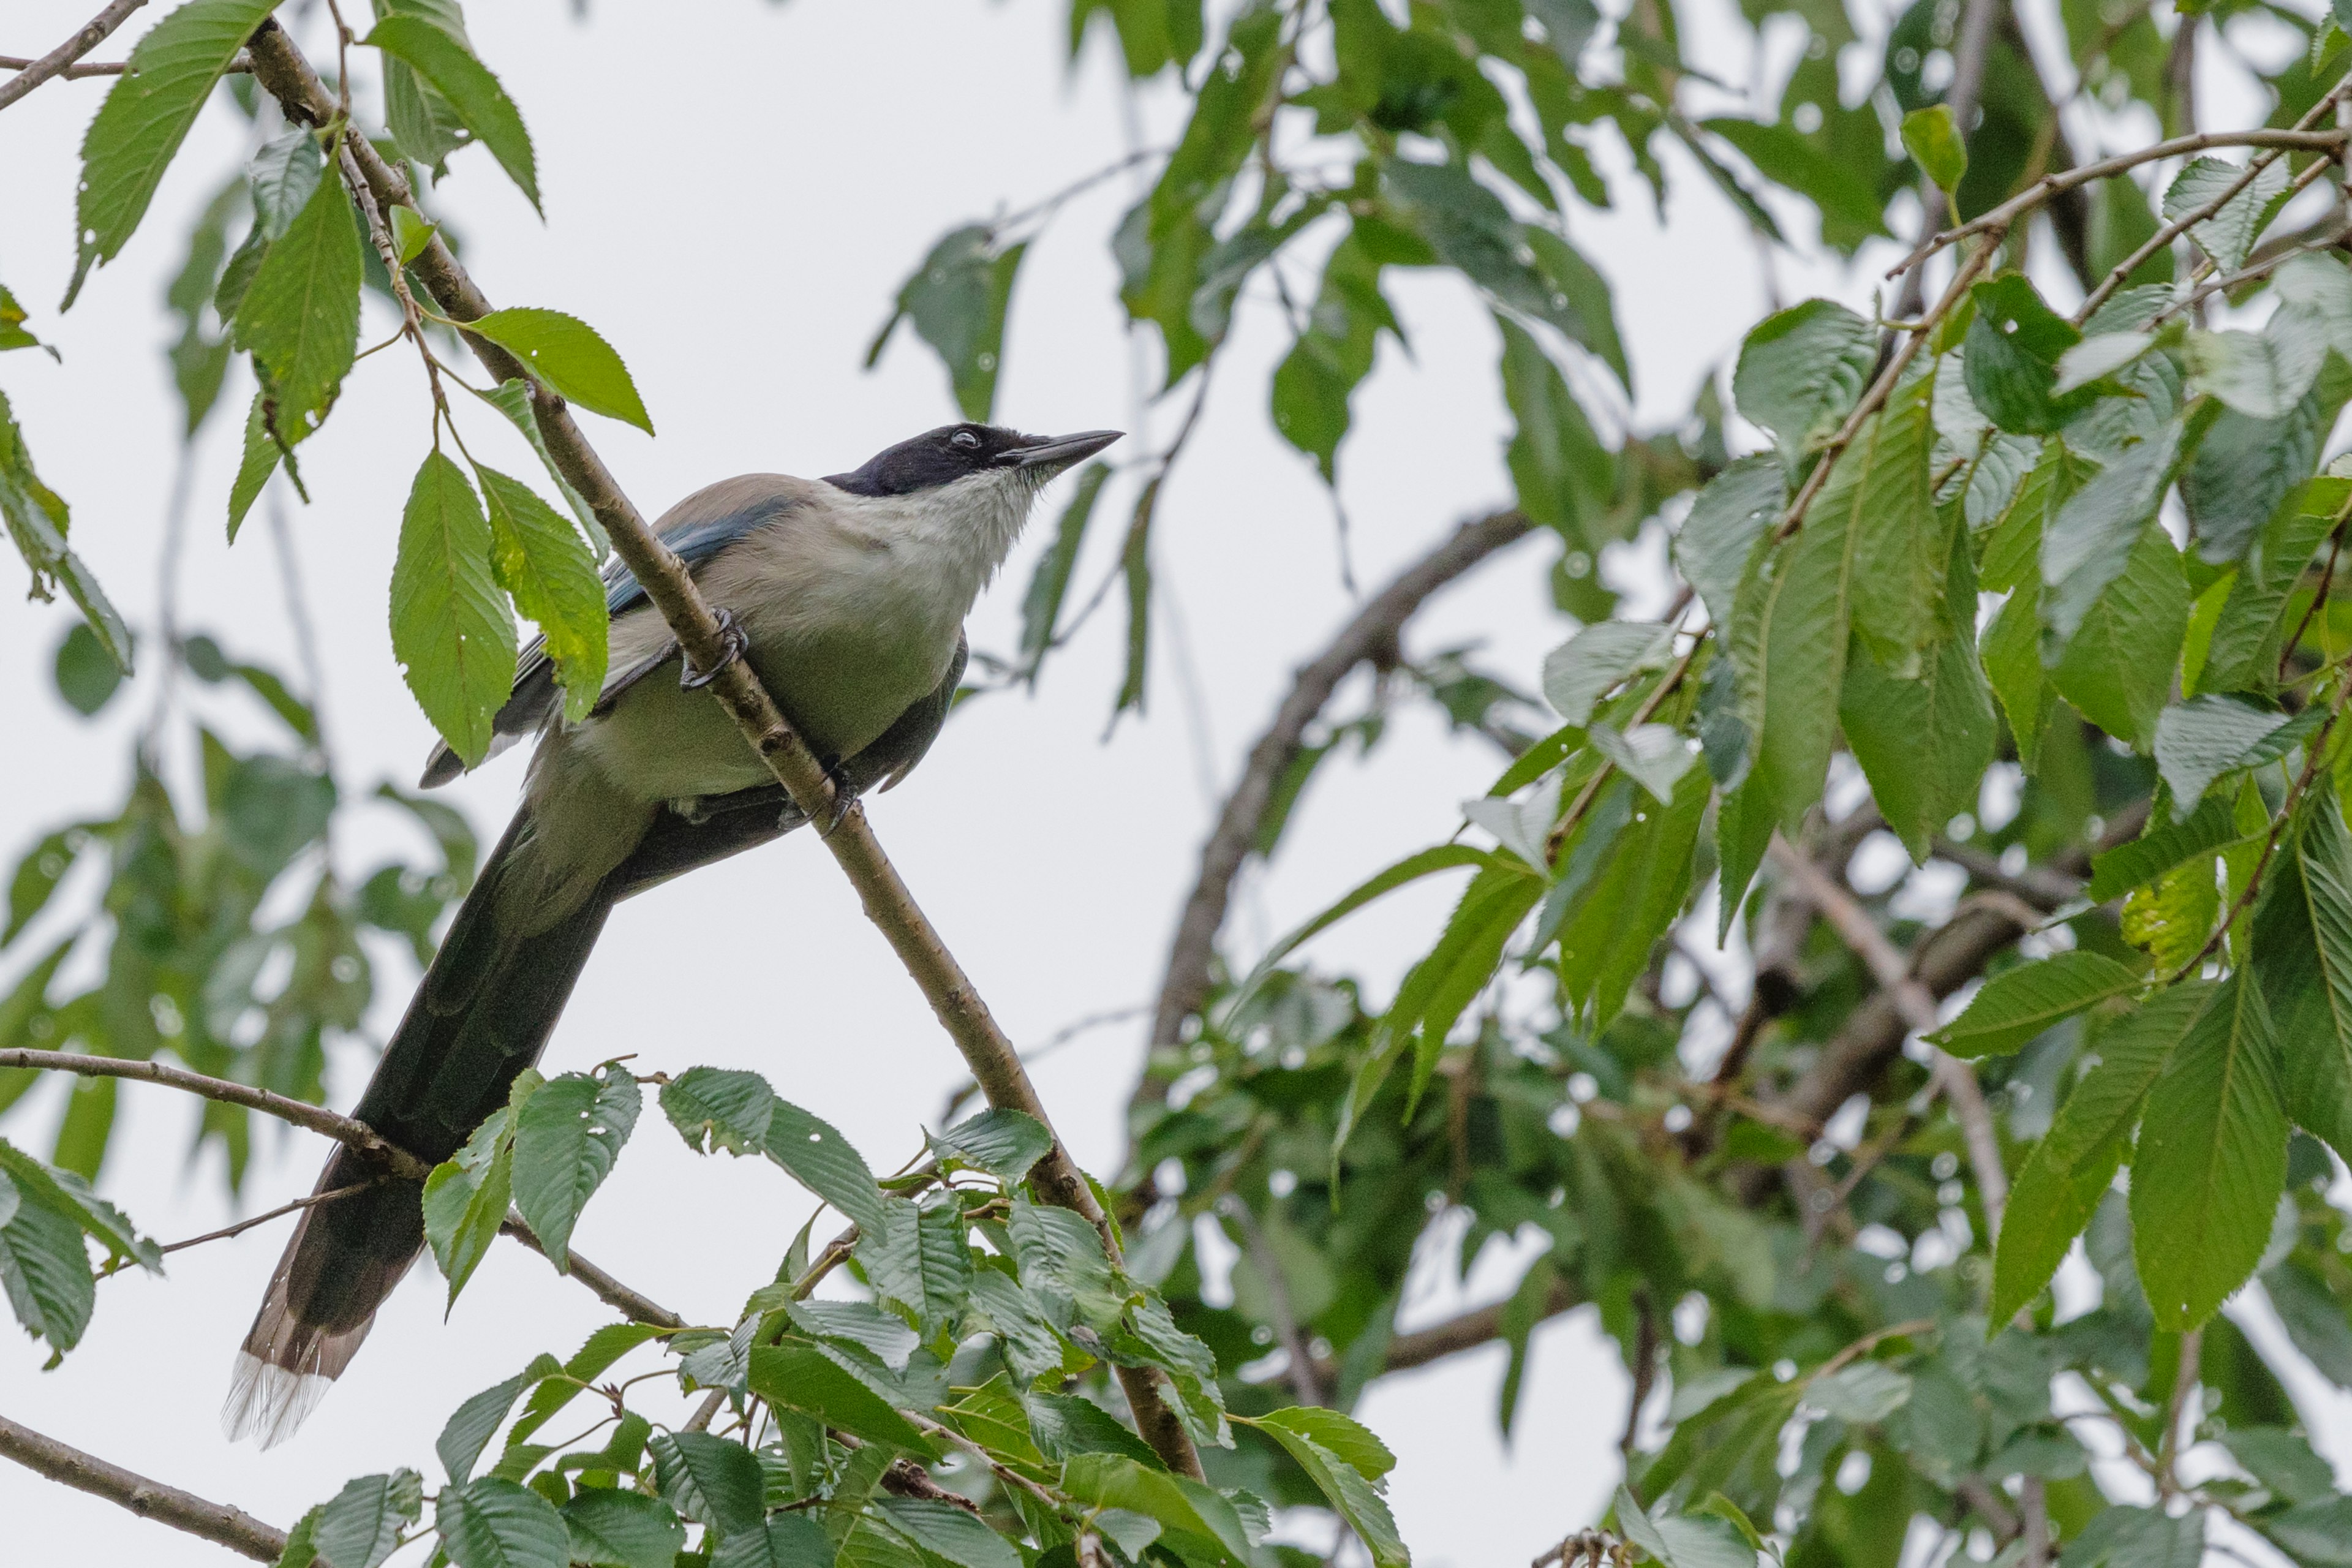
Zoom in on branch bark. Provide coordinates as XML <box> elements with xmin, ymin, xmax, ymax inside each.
<box><xmin>0</xmin><ymin>0</ymin><xmax>145</xmax><ymax>111</ymax></box>
<box><xmin>0</xmin><ymin>1048</ymin><xmax>431</xmax><ymax>1180</ymax></box>
<box><xmin>0</xmin><ymin>1414</ymin><xmax>287</xmax><ymax>1562</ymax></box>
<box><xmin>240</xmin><ymin>13</ymin><xmax>1200</xmax><ymax>1479</ymax></box>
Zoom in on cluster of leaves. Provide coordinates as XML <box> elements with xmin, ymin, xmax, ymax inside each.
<box><xmin>2</xmin><ymin>628</ymin><xmax>474</xmax><ymax>1197</ymax></box>
<box><xmin>3</xmin><ymin>0</ymin><xmax>651</xmax><ymax>767</ymax></box>
<box><xmin>21</xmin><ymin>1055</ymin><xmax>1405</xmax><ymax>1568</ymax></box>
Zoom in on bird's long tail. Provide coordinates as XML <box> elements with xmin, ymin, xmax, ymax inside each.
<box><xmin>224</xmin><ymin>811</ymin><xmax>618</xmax><ymax>1447</ymax></box>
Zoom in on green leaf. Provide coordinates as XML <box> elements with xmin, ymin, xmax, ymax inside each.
<box><xmin>391</xmin><ymin>204</ymin><xmax>440</xmax><ymax>264</ymax></box>
<box><xmin>2183</xmin><ymin>390</ymin><xmax>2332</xmax><ymax>567</ymax></box>
<box><xmin>475</xmin><ymin>464</ymin><xmax>609</xmax><ymax>723</ymax></box>
<box><xmin>0</xmin><ymin>1137</ymin><xmax>160</xmax><ymax>1270</ymax></box>
<box><xmin>510</xmin><ymin>1321</ymin><xmax>668</xmax><ymax>1444</ymax></box>
<box><xmin>421</xmin><ymin>1086</ymin><xmax>531</xmax><ymax>1310</ymax></box>
<box><xmin>1023</xmin><ymin>1389</ymin><xmax>1159</xmax><ymax>1466</ymax></box>
<box><xmin>2154</xmin><ymin>696</ymin><xmax>2296</xmax><ymax>814</ymax></box>
<box><xmin>2163</xmin><ymin>156</ymin><xmax>2289</xmax><ymax>275</ymax></box>
<box><xmin>66</xmin><ymin>0</ymin><xmax>281</xmax><ymax>306</ymax></box>
<box><xmin>1992</xmin><ymin>989</ymin><xmax>2213</xmax><ymax>1322</ymax></box>
<box><xmin>1253</xmin><ymin>1406</ymin><xmax>1396</xmax><ymax>1481</ymax></box>
<box><xmin>1703</xmin><ymin>118</ymin><xmax>1890</xmax><ymax>241</ymax></box>
<box><xmin>467</xmin><ymin>379</ymin><xmax>606</xmax><ymax>553</ymax></box>
<box><xmin>1931</xmin><ymin>952</ymin><xmax>2142</xmax><ymax>1059</ymax></box>
<box><xmin>1732</xmin><ymin>300</ymin><xmax>1874</xmax><ymax>471</ymax></box>
<box><xmin>0</xmin><ymin>1177</ymin><xmax>94</xmax><ymax>1354</ymax></box>
<box><xmin>364</xmin><ymin>16</ymin><xmax>541</xmax><ymax>214</ymax></box>
<box><xmin>1735</xmin><ymin>442</ymin><xmax>1861</xmax><ymax>831</ymax></box>
<box><xmin>2132</xmin><ymin>973</ymin><xmax>2288</xmax><ymax>1329</ymax></box>
<box><xmin>859</xmin><ymin>1199</ymin><xmax>972</xmax><ymax>1336</ymax></box>
<box><xmin>932</xmin><ymin>1108</ymin><xmax>1052</xmax><ymax>1183</ymax></box>
<box><xmin>2252</xmin><ymin>788</ymin><xmax>2352</xmax><ymax>1164</ymax></box>
<box><xmin>277</xmin><ymin>1508</ymin><xmax>324</xmax><ymax>1568</ymax></box>
<box><xmin>2193</xmin><ymin>480</ymin><xmax>2343</xmax><ymax>693</ymax></box>
<box><xmin>2043</xmin><ymin>422</ymin><xmax>2182</xmax><ymax>646</ymax></box>
<box><xmin>391</xmin><ymin>450</ymin><xmax>516</xmax><ymax>766</ymax></box>
<box><xmin>1615</xmin><ymin>1486</ymin><xmax>1758</xmax><ymax>1568</ymax></box>
<box><xmin>317</xmin><ymin>1469</ymin><xmax>425</xmax><ymax>1568</ymax></box>
<box><xmin>966</xmin><ymin>1269</ymin><xmax>1082</xmax><ymax>1385</ymax></box>
<box><xmin>649</xmin><ymin>1430</ymin><xmax>766</xmax><ymax>1534</ymax></box>
<box><xmin>1498</xmin><ymin>317</ymin><xmax>1613</xmax><ymax>540</ymax></box>
<box><xmin>1807</xmin><ymin>1362</ymin><xmax>1913</xmax><ymax>1424</ymax></box>
<box><xmin>1248</xmin><ymin>1423</ymin><xmax>1408</xmax><ymax>1568</ymax></box>
<box><xmin>562</xmin><ymin>1490</ymin><xmax>686</xmax><ymax>1568</ymax></box>
<box><xmin>1672</xmin><ymin>456</ymin><xmax>1783</xmax><ymax>631</ymax></box>
<box><xmin>747</xmin><ymin>1345</ymin><xmax>937</xmax><ymax>1457</ymax></box>
<box><xmin>865</xmin><ymin>225</ymin><xmax>1025</xmax><ymax>422</ymax></box>
<box><xmin>1381</xmin><ymin>158</ymin><xmax>1600</xmax><ymax>352</ymax></box>
<box><xmin>226</xmin><ymin>389</ymin><xmax>280</xmax><ymax>541</ymax></box>
<box><xmin>510</xmin><ymin>1066</ymin><xmax>638</xmax><ymax>1268</ymax></box>
<box><xmin>1965</xmin><ymin>274</ymin><xmax>2093</xmax><ymax>435</ymax></box>
<box><xmin>662</xmin><ymin>1067</ymin><xmax>775</xmax><ymax>1155</ymax></box>
<box><xmin>1542</xmin><ymin>622</ymin><xmax>1672</xmax><ymax>726</ymax></box>
<box><xmin>1901</xmin><ymin>105</ymin><xmax>1968</xmax><ymax>194</ymax></box>
<box><xmin>2090</xmin><ymin>796</ymin><xmax>2255</xmax><ymax>902</ymax></box>
<box><xmin>875</xmin><ymin>1499</ymin><xmax>1020</xmax><ymax>1568</ymax></box>
<box><xmin>1017</xmin><ymin>461</ymin><xmax>1108</xmax><ymax>683</ymax></box>
<box><xmin>1844</xmin><ymin>366</ymin><xmax>1948</xmax><ymax>665</ymax></box>
<box><xmin>761</xmin><ymin>1099</ymin><xmax>884</xmax><ymax>1231</ymax></box>
<box><xmin>2221</xmin><ymin>1425</ymin><xmax>2337</xmax><ymax>1505</ymax></box>
<box><xmin>1058</xmin><ymin>1454</ymin><xmax>1254</xmax><ymax>1564</ymax></box>
<box><xmin>439</xmin><ymin>1353</ymin><xmax>564</xmax><ymax>1483</ymax></box>
<box><xmin>1841</xmin><ymin>546</ymin><xmax>1996</xmax><ymax>862</ymax></box>
<box><xmin>463</xmin><ymin>309</ymin><xmax>653</xmax><ymax>434</ymax></box>
<box><xmin>1229</xmin><ymin>845</ymin><xmax>1498</xmax><ymax>1012</ymax></box>
<box><xmin>1589</xmin><ymin>722</ymin><xmax>1695</xmax><ymax>805</ymax></box>
<box><xmin>2049</xmin><ymin>520</ymin><xmax>2190</xmax><ymax>751</ymax></box>
<box><xmin>53</xmin><ymin>622</ymin><xmax>121</xmax><ymax>716</ymax></box>
<box><xmin>0</xmin><ymin>390</ymin><xmax>134</xmax><ymax>673</ymax></box>
<box><xmin>435</xmin><ymin>1476</ymin><xmax>570</xmax><ymax>1568</ymax></box>
<box><xmin>711</xmin><ymin>1515</ymin><xmax>834</xmax><ymax>1568</ymax></box>
<box><xmin>233</xmin><ymin>163</ymin><xmax>364</xmax><ymax>447</ymax></box>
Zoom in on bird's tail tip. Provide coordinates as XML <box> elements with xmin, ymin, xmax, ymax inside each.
<box><xmin>222</xmin><ymin>1350</ymin><xmax>334</xmax><ymax>1449</ymax></box>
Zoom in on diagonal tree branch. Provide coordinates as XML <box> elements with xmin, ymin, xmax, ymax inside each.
<box><xmin>0</xmin><ymin>1414</ymin><xmax>287</xmax><ymax>1562</ymax></box>
<box><xmin>240</xmin><ymin>17</ymin><xmax>1202</xmax><ymax>1478</ymax></box>
<box><xmin>0</xmin><ymin>0</ymin><xmax>145</xmax><ymax>111</ymax></box>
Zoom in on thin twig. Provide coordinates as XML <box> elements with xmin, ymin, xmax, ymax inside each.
<box><xmin>159</xmin><ymin>1178</ymin><xmax>383</xmax><ymax>1254</ymax></box>
<box><xmin>1887</xmin><ymin>127</ymin><xmax>2346</xmax><ymax>282</ymax></box>
<box><xmin>497</xmin><ymin>1216</ymin><xmax>684</xmax><ymax>1329</ymax></box>
<box><xmin>0</xmin><ymin>1414</ymin><xmax>286</xmax><ymax>1562</ymax></box>
<box><xmin>2158</xmin><ymin>1325</ymin><xmax>2204</xmax><ymax>1499</ymax></box>
<box><xmin>2280</xmin><ymin>526</ymin><xmax>2345</xmax><ymax>682</ymax></box>
<box><xmin>241</xmin><ymin>16</ymin><xmax>1202</xmax><ymax>1476</ymax></box>
<box><xmin>1220</xmin><ymin>1196</ymin><xmax>1324</xmax><ymax>1407</ymax></box>
<box><xmin>682</xmin><ymin>1222</ymin><xmax>862</xmax><ymax>1433</ymax></box>
<box><xmin>0</xmin><ymin>0</ymin><xmax>148</xmax><ymax>111</ymax></box>
<box><xmin>2074</xmin><ymin>110</ymin><xmax>2352</xmax><ymax>325</ymax></box>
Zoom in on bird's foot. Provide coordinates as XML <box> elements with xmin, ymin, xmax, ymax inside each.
<box><xmin>679</xmin><ymin>608</ymin><xmax>749</xmax><ymax>691</ymax></box>
<box><xmin>815</xmin><ymin>763</ymin><xmax>860</xmax><ymax>837</ymax></box>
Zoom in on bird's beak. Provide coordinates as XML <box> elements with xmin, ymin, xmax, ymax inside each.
<box><xmin>998</xmin><ymin>430</ymin><xmax>1123</xmax><ymax>472</ymax></box>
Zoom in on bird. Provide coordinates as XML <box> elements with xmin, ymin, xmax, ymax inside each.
<box><xmin>224</xmin><ymin>421</ymin><xmax>1121</xmax><ymax>1445</ymax></box>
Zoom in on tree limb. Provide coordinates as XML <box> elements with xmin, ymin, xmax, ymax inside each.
<box><xmin>239</xmin><ymin>17</ymin><xmax>1200</xmax><ymax>1476</ymax></box>
<box><xmin>0</xmin><ymin>1048</ymin><xmax>431</xmax><ymax>1181</ymax></box>
<box><xmin>499</xmin><ymin>1216</ymin><xmax>684</xmax><ymax>1329</ymax></box>
<box><xmin>0</xmin><ymin>0</ymin><xmax>145</xmax><ymax>111</ymax></box>
<box><xmin>0</xmin><ymin>1414</ymin><xmax>287</xmax><ymax>1562</ymax></box>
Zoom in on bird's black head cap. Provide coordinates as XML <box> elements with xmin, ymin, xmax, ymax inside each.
<box><xmin>824</xmin><ymin>423</ymin><xmax>1121</xmax><ymax>497</ymax></box>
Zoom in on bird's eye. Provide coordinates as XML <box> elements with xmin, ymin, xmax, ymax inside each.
<box><xmin>951</xmin><ymin>429</ymin><xmax>981</xmax><ymax>450</ymax></box>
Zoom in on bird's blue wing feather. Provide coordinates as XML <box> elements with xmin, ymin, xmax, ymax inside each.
<box><xmin>601</xmin><ymin>497</ymin><xmax>800</xmax><ymax>617</ymax></box>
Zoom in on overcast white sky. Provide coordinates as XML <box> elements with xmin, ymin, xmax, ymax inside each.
<box><xmin>9</xmin><ymin>1</ymin><xmax>2350</xmax><ymax>1564</ymax></box>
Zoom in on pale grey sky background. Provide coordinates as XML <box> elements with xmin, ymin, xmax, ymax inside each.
<box><xmin>6</xmin><ymin>2</ymin><xmax>2347</xmax><ymax>1564</ymax></box>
